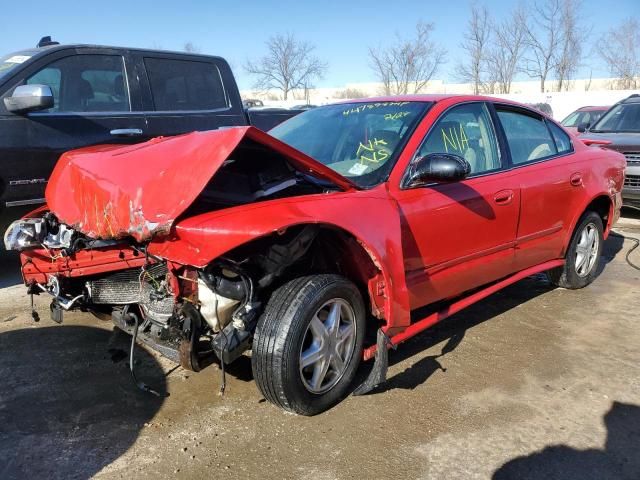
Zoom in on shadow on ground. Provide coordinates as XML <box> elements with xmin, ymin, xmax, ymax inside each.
<box><xmin>0</xmin><ymin>251</ymin><xmax>23</xmax><ymax>289</ymax></box>
<box><xmin>493</xmin><ymin>401</ymin><xmax>640</xmax><ymax>480</ymax></box>
<box><xmin>0</xmin><ymin>325</ymin><xmax>166</xmax><ymax>480</ymax></box>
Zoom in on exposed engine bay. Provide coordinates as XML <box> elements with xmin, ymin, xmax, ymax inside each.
<box><xmin>24</xmin><ymin>212</ymin><xmax>322</xmax><ymax>375</ymax></box>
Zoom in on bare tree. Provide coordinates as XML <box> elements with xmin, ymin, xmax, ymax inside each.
<box><xmin>522</xmin><ymin>0</ymin><xmax>564</xmax><ymax>92</ymax></box>
<box><xmin>456</xmin><ymin>5</ymin><xmax>491</xmax><ymax>95</ymax></box>
<box><xmin>183</xmin><ymin>42</ymin><xmax>201</xmax><ymax>53</ymax></box>
<box><xmin>335</xmin><ymin>87</ymin><xmax>368</xmax><ymax>99</ymax></box>
<box><xmin>245</xmin><ymin>33</ymin><xmax>327</xmax><ymax>100</ymax></box>
<box><xmin>369</xmin><ymin>22</ymin><xmax>447</xmax><ymax>95</ymax></box>
<box><xmin>597</xmin><ymin>18</ymin><xmax>640</xmax><ymax>90</ymax></box>
<box><xmin>485</xmin><ymin>6</ymin><xmax>527</xmax><ymax>94</ymax></box>
<box><xmin>554</xmin><ymin>0</ymin><xmax>589</xmax><ymax>91</ymax></box>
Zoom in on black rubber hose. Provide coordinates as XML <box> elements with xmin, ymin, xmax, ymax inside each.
<box><xmin>609</xmin><ymin>231</ymin><xmax>640</xmax><ymax>271</ymax></box>
<box><xmin>126</xmin><ymin>308</ymin><xmax>164</xmax><ymax>397</ymax></box>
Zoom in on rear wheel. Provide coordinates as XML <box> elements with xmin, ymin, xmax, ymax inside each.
<box><xmin>547</xmin><ymin>211</ymin><xmax>603</xmax><ymax>289</ymax></box>
<box><xmin>252</xmin><ymin>274</ymin><xmax>365</xmax><ymax>415</ymax></box>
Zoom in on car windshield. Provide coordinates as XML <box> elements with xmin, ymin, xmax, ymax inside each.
<box><xmin>270</xmin><ymin>101</ymin><xmax>431</xmax><ymax>188</ymax></box>
<box><xmin>562</xmin><ymin>109</ymin><xmax>605</xmax><ymax>127</ymax></box>
<box><xmin>0</xmin><ymin>50</ymin><xmax>35</xmax><ymax>79</ymax></box>
<box><xmin>590</xmin><ymin>102</ymin><xmax>640</xmax><ymax>133</ymax></box>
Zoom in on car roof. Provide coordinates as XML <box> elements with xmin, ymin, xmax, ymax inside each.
<box><xmin>621</xmin><ymin>94</ymin><xmax>640</xmax><ymax>104</ymax></box>
<box><xmin>577</xmin><ymin>105</ymin><xmax>610</xmax><ymax>111</ymax></box>
<box><xmin>5</xmin><ymin>43</ymin><xmax>227</xmax><ymax>63</ymax></box>
<box><xmin>336</xmin><ymin>94</ymin><xmax>523</xmax><ymax>106</ymax></box>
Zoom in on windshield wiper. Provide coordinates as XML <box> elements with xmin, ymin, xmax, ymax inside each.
<box><xmin>296</xmin><ymin>172</ymin><xmax>340</xmax><ymax>190</ymax></box>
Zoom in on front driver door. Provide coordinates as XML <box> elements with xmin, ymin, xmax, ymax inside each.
<box><xmin>0</xmin><ymin>50</ymin><xmax>147</xmax><ymax>211</ymax></box>
<box><xmin>392</xmin><ymin>102</ymin><xmax>521</xmax><ymax>309</ymax></box>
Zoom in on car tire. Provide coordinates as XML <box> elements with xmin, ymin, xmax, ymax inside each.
<box><xmin>547</xmin><ymin>211</ymin><xmax>604</xmax><ymax>289</ymax></box>
<box><xmin>252</xmin><ymin>274</ymin><xmax>365</xmax><ymax>415</ymax></box>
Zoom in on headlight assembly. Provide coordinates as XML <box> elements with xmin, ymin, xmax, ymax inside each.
<box><xmin>4</xmin><ymin>217</ymin><xmax>74</xmax><ymax>251</ymax></box>
<box><xmin>4</xmin><ymin>218</ymin><xmax>47</xmax><ymax>251</ymax></box>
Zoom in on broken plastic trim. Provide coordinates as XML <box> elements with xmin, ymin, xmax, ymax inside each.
<box><xmin>352</xmin><ymin>329</ymin><xmax>393</xmax><ymax>396</ymax></box>
<box><xmin>33</xmin><ymin>282</ymin><xmax>84</xmax><ymax>310</ymax></box>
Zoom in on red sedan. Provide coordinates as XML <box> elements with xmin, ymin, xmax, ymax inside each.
<box><xmin>5</xmin><ymin>95</ymin><xmax>625</xmax><ymax>415</ymax></box>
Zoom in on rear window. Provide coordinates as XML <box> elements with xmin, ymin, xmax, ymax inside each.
<box><xmin>144</xmin><ymin>57</ymin><xmax>228</xmax><ymax>111</ymax></box>
<box><xmin>497</xmin><ymin>109</ymin><xmax>558</xmax><ymax>164</ymax></box>
<box><xmin>548</xmin><ymin>121</ymin><xmax>572</xmax><ymax>154</ymax></box>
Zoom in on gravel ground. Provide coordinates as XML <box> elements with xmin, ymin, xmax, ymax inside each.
<box><xmin>0</xmin><ymin>212</ymin><xmax>638</xmax><ymax>480</ymax></box>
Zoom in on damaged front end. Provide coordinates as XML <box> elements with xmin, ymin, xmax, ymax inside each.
<box><xmin>9</xmin><ymin>126</ymin><xmax>386</xmax><ymax>398</ymax></box>
<box><xmin>12</xmin><ymin>206</ymin><xmax>323</xmax><ymax>378</ymax></box>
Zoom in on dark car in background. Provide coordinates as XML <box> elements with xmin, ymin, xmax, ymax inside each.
<box><xmin>0</xmin><ymin>38</ymin><xmax>301</xmax><ymax>227</ymax></box>
<box><xmin>580</xmin><ymin>95</ymin><xmax>640</xmax><ymax>208</ymax></box>
<box><xmin>561</xmin><ymin>105</ymin><xmax>610</xmax><ymax>134</ymax></box>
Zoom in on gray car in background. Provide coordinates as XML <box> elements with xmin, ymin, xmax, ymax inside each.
<box><xmin>580</xmin><ymin>95</ymin><xmax>640</xmax><ymax>209</ymax></box>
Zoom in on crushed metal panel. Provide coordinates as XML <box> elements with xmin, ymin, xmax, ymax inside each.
<box><xmin>45</xmin><ymin>127</ymin><xmax>355</xmax><ymax>242</ymax></box>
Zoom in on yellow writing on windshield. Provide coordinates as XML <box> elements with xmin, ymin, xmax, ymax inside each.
<box><xmin>384</xmin><ymin>111</ymin><xmax>411</xmax><ymax>121</ymax></box>
<box><xmin>441</xmin><ymin>124</ymin><xmax>469</xmax><ymax>153</ymax></box>
<box><xmin>357</xmin><ymin>138</ymin><xmax>389</xmax><ymax>164</ymax></box>
<box><xmin>343</xmin><ymin>102</ymin><xmax>410</xmax><ymax>117</ymax></box>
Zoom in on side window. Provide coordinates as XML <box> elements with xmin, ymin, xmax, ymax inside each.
<box><xmin>27</xmin><ymin>67</ymin><xmax>61</xmax><ymax>111</ymax></box>
<box><xmin>497</xmin><ymin>109</ymin><xmax>558</xmax><ymax>164</ymax></box>
<box><xmin>144</xmin><ymin>58</ymin><xmax>227</xmax><ymax>111</ymax></box>
<box><xmin>547</xmin><ymin>121</ymin><xmax>573</xmax><ymax>154</ymax></box>
<box><xmin>417</xmin><ymin>103</ymin><xmax>501</xmax><ymax>175</ymax></box>
<box><xmin>25</xmin><ymin>54</ymin><xmax>129</xmax><ymax>113</ymax></box>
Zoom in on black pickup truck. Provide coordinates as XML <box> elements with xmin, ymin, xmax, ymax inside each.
<box><xmin>0</xmin><ymin>38</ymin><xmax>300</xmax><ymax>225</ymax></box>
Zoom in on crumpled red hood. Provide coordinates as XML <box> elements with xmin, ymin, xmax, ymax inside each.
<box><xmin>46</xmin><ymin>126</ymin><xmax>356</xmax><ymax>242</ymax></box>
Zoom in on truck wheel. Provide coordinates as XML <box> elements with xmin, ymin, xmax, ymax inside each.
<box><xmin>252</xmin><ymin>274</ymin><xmax>365</xmax><ymax>415</ymax></box>
<box><xmin>547</xmin><ymin>211</ymin><xmax>604</xmax><ymax>289</ymax></box>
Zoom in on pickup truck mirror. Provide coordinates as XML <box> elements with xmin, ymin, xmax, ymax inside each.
<box><xmin>4</xmin><ymin>84</ymin><xmax>54</xmax><ymax>114</ymax></box>
<box><xmin>406</xmin><ymin>153</ymin><xmax>470</xmax><ymax>188</ymax></box>
<box><xmin>577</xmin><ymin>122</ymin><xmax>590</xmax><ymax>133</ymax></box>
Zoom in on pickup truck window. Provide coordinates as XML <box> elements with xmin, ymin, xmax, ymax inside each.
<box><xmin>144</xmin><ymin>57</ymin><xmax>227</xmax><ymax>111</ymax></box>
<box><xmin>25</xmin><ymin>55</ymin><xmax>129</xmax><ymax>113</ymax></box>
<box><xmin>497</xmin><ymin>109</ymin><xmax>558</xmax><ymax>165</ymax></box>
<box><xmin>416</xmin><ymin>102</ymin><xmax>501</xmax><ymax>175</ymax></box>
<box><xmin>27</xmin><ymin>67</ymin><xmax>61</xmax><ymax>111</ymax></box>
<box><xmin>270</xmin><ymin>101</ymin><xmax>430</xmax><ymax>188</ymax></box>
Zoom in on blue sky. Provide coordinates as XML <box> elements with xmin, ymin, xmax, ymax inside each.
<box><xmin>2</xmin><ymin>0</ymin><xmax>638</xmax><ymax>89</ymax></box>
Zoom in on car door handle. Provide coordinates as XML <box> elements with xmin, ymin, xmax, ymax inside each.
<box><xmin>493</xmin><ymin>189</ymin><xmax>514</xmax><ymax>205</ymax></box>
<box><xmin>570</xmin><ymin>172</ymin><xmax>583</xmax><ymax>186</ymax></box>
<box><xmin>110</xmin><ymin>128</ymin><xmax>143</xmax><ymax>137</ymax></box>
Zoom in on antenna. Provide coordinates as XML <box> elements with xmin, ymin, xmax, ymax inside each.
<box><xmin>37</xmin><ymin>36</ymin><xmax>60</xmax><ymax>48</ymax></box>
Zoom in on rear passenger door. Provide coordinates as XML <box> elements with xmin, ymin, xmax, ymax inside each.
<box><xmin>493</xmin><ymin>104</ymin><xmax>581</xmax><ymax>270</ymax></box>
<box><xmin>0</xmin><ymin>49</ymin><xmax>146</xmax><ymax>209</ymax></box>
<box><xmin>136</xmin><ymin>53</ymin><xmax>246</xmax><ymax>137</ymax></box>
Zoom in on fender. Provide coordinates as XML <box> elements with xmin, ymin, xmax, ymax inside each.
<box><xmin>149</xmin><ymin>188</ymin><xmax>412</xmax><ymax>332</ymax></box>
<box><xmin>563</xmin><ymin>191</ymin><xmax>617</xmax><ymax>253</ymax></box>
<box><xmin>561</xmin><ymin>150</ymin><xmax>625</xmax><ymax>251</ymax></box>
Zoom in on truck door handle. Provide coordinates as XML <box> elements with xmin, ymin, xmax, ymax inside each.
<box><xmin>110</xmin><ymin>128</ymin><xmax>143</xmax><ymax>137</ymax></box>
<box><xmin>570</xmin><ymin>173</ymin><xmax>583</xmax><ymax>186</ymax></box>
<box><xmin>493</xmin><ymin>189</ymin><xmax>514</xmax><ymax>205</ymax></box>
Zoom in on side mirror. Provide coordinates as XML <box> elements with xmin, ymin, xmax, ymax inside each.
<box><xmin>4</xmin><ymin>84</ymin><xmax>54</xmax><ymax>114</ymax></box>
<box><xmin>406</xmin><ymin>153</ymin><xmax>471</xmax><ymax>188</ymax></box>
<box><xmin>577</xmin><ymin>122</ymin><xmax>590</xmax><ymax>133</ymax></box>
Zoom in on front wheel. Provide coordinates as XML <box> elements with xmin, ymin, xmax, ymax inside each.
<box><xmin>252</xmin><ymin>274</ymin><xmax>365</xmax><ymax>415</ymax></box>
<box><xmin>547</xmin><ymin>211</ymin><xmax>604</xmax><ymax>289</ymax></box>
